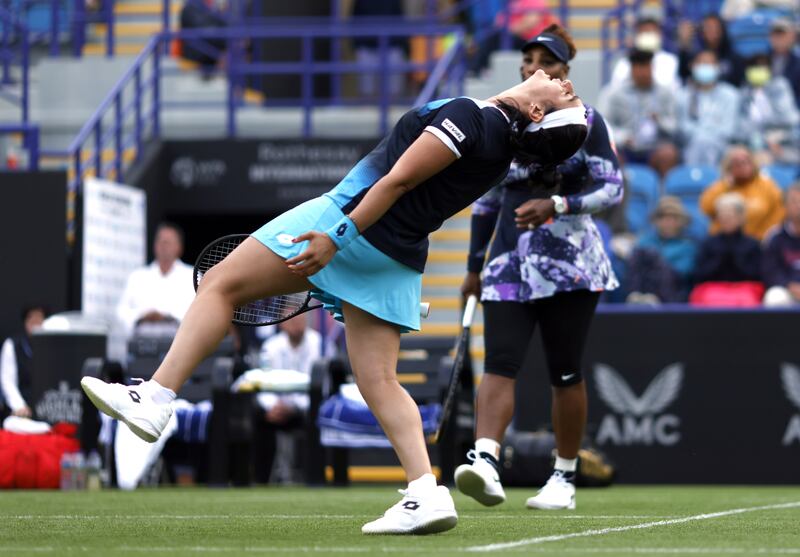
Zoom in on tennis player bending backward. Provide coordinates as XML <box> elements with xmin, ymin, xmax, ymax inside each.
<box><xmin>82</xmin><ymin>69</ymin><xmax>587</xmax><ymax>535</ymax></box>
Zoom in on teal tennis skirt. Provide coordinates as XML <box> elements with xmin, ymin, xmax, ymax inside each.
<box><xmin>252</xmin><ymin>196</ymin><xmax>422</xmax><ymax>332</ymax></box>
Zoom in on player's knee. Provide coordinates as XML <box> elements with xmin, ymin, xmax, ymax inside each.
<box><xmin>484</xmin><ymin>355</ymin><xmax>521</xmax><ymax>380</ymax></box>
<box><xmin>550</xmin><ymin>370</ymin><xmax>583</xmax><ymax>388</ymax></box>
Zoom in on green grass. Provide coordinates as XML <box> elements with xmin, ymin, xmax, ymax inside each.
<box><xmin>1</xmin><ymin>486</ymin><xmax>799</xmax><ymax>556</ymax></box>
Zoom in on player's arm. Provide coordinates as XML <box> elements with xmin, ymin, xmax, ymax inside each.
<box><xmin>286</xmin><ymin>133</ymin><xmax>457</xmax><ymax>276</ymax></box>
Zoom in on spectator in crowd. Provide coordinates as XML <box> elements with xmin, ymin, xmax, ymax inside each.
<box><xmin>600</xmin><ymin>49</ymin><xmax>679</xmax><ymax>178</ymax></box>
<box><xmin>1</xmin><ymin>305</ymin><xmax>46</xmax><ymax>419</ymax></box>
<box><xmin>676</xmin><ymin>49</ymin><xmax>741</xmax><ymax>165</ymax></box>
<box><xmin>352</xmin><ymin>0</ymin><xmax>408</xmax><ymax>98</ymax></box>
<box><xmin>700</xmin><ymin>145</ymin><xmax>785</xmax><ymax>239</ymax></box>
<box><xmin>254</xmin><ymin>313</ymin><xmax>321</xmax><ymax>483</ymax></box>
<box><xmin>179</xmin><ymin>0</ymin><xmax>227</xmax><ymax>78</ymax></box>
<box><xmin>721</xmin><ymin>0</ymin><xmax>800</xmax><ymax>21</ymax></box>
<box><xmin>610</xmin><ymin>16</ymin><xmax>680</xmax><ymax>90</ymax></box>
<box><xmin>736</xmin><ymin>53</ymin><xmax>800</xmax><ymax>165</ymax></box>
<box><xmin>694</xmin><ymin>193</ymin><xmax>762</xmax><ymax>284</ymax></box>
<box><xmin>762</xmin><ymin>182</ymin><xmax>800</xmax><ymax>306</ymax></box>
<box><xmin>627</xmin><ymin>196</ymin><xmax>698</xmax><ymax>303</ymax></box>
<box><xmin>677</xmin><ymin>14</ymin><xmax>743</xmax><ymax>86</ymax></box>
<box><xmin>768</xmin><ymin>18</ymin><xmax>800</xmax><ymax>107</ymax></box>
<box><xmin>116</xmin><ymin>222</ymin><xmax>196</xmax><ymax>339</ymax></box>
<box><xmin>469</xmin><ymin>0</ymin><xmax>557</xmax><ymax>75</ymax></box>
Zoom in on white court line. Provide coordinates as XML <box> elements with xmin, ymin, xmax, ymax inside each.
<box><xmin>466</xmin><ymin>501</ymin><xmax>800</xmax><ymax>552</ymax></box>
<box><xmin>2</xmin><ymin>547</ymin><xmax>800</xmax><ymax>555</ymax></box>
<box><xmin>1</xmin><ymin>514</ymin><xmax>677</xmax><ymax>520</ymax></box>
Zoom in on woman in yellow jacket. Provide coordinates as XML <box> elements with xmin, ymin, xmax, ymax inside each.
<box><xmin>700</xmin><ymin>144</ymin><xmax>785</xmax><ymax>240</ymax></box>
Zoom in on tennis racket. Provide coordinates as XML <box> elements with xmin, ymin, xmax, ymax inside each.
<box><xmin>193</xmin><ymin>233</ymin><xmax>431</xmax><ymax>327</ymax></box>
<box><xmin>431</xmin><ymin>294</ymin><xmax>477</xmax><ymax>444</ymax></box>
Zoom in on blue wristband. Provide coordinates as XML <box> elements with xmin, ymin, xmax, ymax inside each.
<box><xmin>325</xmin><ymin>215</ymin><xmax>359</xmax><ymax>250</ymax></box>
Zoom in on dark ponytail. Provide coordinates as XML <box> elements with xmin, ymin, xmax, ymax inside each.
<box><xmin>514</xmin><ymin>124</ymin><xmax>587</xmax><ymax>193</ymax></box>
<box><xmin>496</xmin><ymin>99</ymin><xmax>587</xmax><ymax>193</ymax></box>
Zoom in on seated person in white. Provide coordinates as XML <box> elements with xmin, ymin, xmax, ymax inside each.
<box><xmin>1</xmin><ymin>305</ymin><xmax>46</xmax><ymax>418</ymax></box>
<box><xmin>254</xmin><ymin>313</ymin><xmax>321</xmax><ymax>483</ymax></box>
<box><xmin>610</xmin><ymin>16</ymin><xmax>680</xmax><ymax>91</ymax></box>
<box><xmin>116</xmin><ymin>222</ymin><xmax>195</xmax><ymax>339</ymax></box>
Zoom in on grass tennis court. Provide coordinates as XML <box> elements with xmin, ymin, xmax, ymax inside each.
<box><xmin>2</xmin><ymin>486</ymin><xmax>799</xmax><ymax>556</ymax></box>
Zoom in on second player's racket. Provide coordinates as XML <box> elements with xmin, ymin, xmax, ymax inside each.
<box><xmin>194</xmin><ymin>233</ymin><xmax>431</xmax><ymax>327</ymax></box>
<box><xmin>431</xmin><ymin>294</ymin><xmax>477</xmax><ymax>444</ymax></box>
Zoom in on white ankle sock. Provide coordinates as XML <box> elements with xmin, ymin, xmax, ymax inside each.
<box><xmin>408</xmin><ymin>473</ymin><xmax>437</xmax><ymax>493</ymax></box>
<box><xmin>554</xmin><ymin>455</ymin><xmax>577</xmax><ymax>473</ymax></box>
<box><xmin>147</xmin><ymin>379</ymin><xmax>176</xmax><ymax>404</ymax></box>
<box><xmin>475</xmin><ymin>438</ymin><xmax>501</xmax><ymax>459</ymax></box>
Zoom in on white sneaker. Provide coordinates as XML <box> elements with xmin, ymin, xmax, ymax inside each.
<box><xmin>362</xmin><ymin>485</ymin><xmax>457</xmax><ymax>535</ymax></box>
<box><xmin>454</xmin><ymin>449</ymin><xmax>506</xmax><ymax>506</ymax></box>
<box><xmin>81</xmin><ymin>377</ymin><xmax>172</xmax><ymax>443</ymax></box>
<box><xmin>526</xmin><ymin>470</ymin><xmax>576</xmax><ymax>510</ymax></box>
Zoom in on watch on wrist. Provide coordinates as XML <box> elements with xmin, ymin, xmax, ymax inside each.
<box><xmin>551</xmin><ymin>195</ymin><xmax>568</xmax><ymax>215</ymax></box>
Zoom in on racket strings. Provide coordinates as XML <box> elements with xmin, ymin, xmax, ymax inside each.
<box><xmin>195</xmin><ymin>236</ymin><xmax>310</xmax><ymax>325</ymax></box>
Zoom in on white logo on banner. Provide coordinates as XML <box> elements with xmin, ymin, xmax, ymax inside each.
<box><xmin>35</xmin><ymin>381</ymin><xmax>82</xmax><ymax>424</ymax></box>
<box><xmin>594</xmin><ymin>363</ymin><xmax>683</xmax><ymax>446</ymax></box>
<box><xmin>780</xmin><ymin>363</ymin><xmax>800</xmax><ymax>446</ymax></box>
<box><xmin>170</xmin><ymin>157</ymin><xmax>227</xmax><ymax>189</ymax></box>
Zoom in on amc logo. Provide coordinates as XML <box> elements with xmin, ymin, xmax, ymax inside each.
<box><xmin>593</xmin><ymin>363</ymin><xmax>683</xmax><ymax>447</ymax></box>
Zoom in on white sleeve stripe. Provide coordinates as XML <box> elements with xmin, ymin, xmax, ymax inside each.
<box><xmin>424</xmin><ymin>126</ymin><xmax>462</xmax><ymax>158</ymax></box>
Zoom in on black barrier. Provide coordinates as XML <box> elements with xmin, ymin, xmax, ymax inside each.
<box><xmin>159</xmin><ymin>139</ymin><xmax>378</xmax><ymax>214</ymax></box>
<box><xmin>513</xmin><ymin>307</ymin><xmax>800</xmax><ymax>484</ymax></box>
<box><xmin>0</xmin><ymin>172</ymin><xmax>67</xmax><ymax>339</ymax></box>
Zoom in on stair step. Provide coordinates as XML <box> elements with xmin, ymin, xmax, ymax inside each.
<box><xmin>428</xmin><ymin>250</ymin><xmax>467</xmax><ymax>264</ymax></box>
<box><xmin>95</xmin><ymin>22</ymin><xmax>165</xmax><ymax>36</ymax></box>
<box><xmin>422</xmin><ymin>275</ymin><xmax>463</xmax><ymax>287</ymax></box>
<box><xmin>430</xmin><ymin>229</ymin><xmax>469</xmax><ymax>242</ymax></box>
<box><xmin>412</xmin><ymin>323</ymin><xmax>484</xmax><ymax>336</ymax></box>
<box><xmin>83</xmin><ymin>43</ymin><xmax>146</xmax><ymax>56</ymax></box>
<box><xmin>115</xmin><ymin>2</ymin><xmax>180</xmax><ymax>15</ymax></box>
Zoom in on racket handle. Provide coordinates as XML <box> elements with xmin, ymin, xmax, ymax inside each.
<box><xmin>420</xmin><ymin>302</ymin><xmax>431</xmax><ymax>319</ymax></box>
<box><xmin>462</xmin><ymin>294</ymin><xmax>478</xmax><ymax>328</ymax></box>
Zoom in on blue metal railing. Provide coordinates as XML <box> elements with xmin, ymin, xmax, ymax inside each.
<box><xmin>43</xmin><ymin>24</ymin><xmax>464</xmax><ymax>206</ymax></box>
<box><xmin>0</xmin><ymin>122</ymin><xmax>39</xmax><ymax>170</ymax></box>
<box><xmin>0</xmin><ymin>6</ymin><xmax>30</xmax><ymax>123</ymax></box>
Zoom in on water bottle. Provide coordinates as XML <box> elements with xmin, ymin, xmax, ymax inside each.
<box><xmin>73</xmin><ymin>452</ymin><xmax>86</xmax><ymax>490</ymax></box>
<box><xmin>86</xmin><ymin>451</ymin><xmax>102</xmax><ymax>491</ymax></box>
<box><xmin>60</xmin><ymin>453</ymin><xmax>74</xmax><ymax>491</ymax></box>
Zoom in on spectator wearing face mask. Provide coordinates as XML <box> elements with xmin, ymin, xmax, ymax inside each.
<box><xmin>677</xmin><ymin>14</ymin><xmax>743</xmax><ymax>86</ymax></box>
<box><xmin>736</xmin><ymin>53</ymin><xmax>800</xmax><ymax>165</ymax></box>
<box><xmin>610</xmin><ymin>16</ymin><xmax>680</xmax><ymax>90</ymax></box>
<box><xmin>676</xmin><ymin>49</ymin><xmax>741</xmax><ymax>166</ymax></box>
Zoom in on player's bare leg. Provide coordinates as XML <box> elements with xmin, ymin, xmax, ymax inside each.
<box><xmin>342</xmin><ymin>302</ymin><xmax>457</xmax><ymax>534</ymax></box>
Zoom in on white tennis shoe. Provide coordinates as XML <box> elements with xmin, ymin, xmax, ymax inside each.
<box><xmin>362</xmin><ymin>485</ymin><xmax>457</xmax><ymax>535</ymax></box>
<box><xmin>454</xmin><ymin>449</ymin><xmax>506</xmax><ymax>506</ymax></box>
<box><xmin>81</xmin><ymin>377</ymin><xmax>172</xmax><ymax>443</ymax></box>
<box><xmin>526</xmin><ymin>470</ymin><xmax>576</xmax><ymax>510</ymax></box>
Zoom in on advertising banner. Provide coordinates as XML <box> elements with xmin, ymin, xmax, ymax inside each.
<box><xmin>514</xmin><ymin>309</ymin><xmax>800</xmax><ymax>484</ymax></box>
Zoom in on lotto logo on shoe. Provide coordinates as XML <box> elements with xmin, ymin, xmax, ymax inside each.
<box><xmin>128</xmin><ymin>390</ymin><xmax>141</xmax><ymax>404</ymax></box>
<box><xmin>441</xmin><ymin>119</ymin><xmax>466</xmax><ymax>142</ymax></box>
<box><xmin>781</xmin><ymin>363</ymin><xmax>800</xmax><ymax>446</ymax></box>
<box><xmin>402</xmin><ymin>501</ymin><xmax>420</xmax><ymax>511</ymax></box>
<box><xmin>593</xmin><ymin>363</ymin><xmax>683</xmax><ymax>446</ymax></box>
